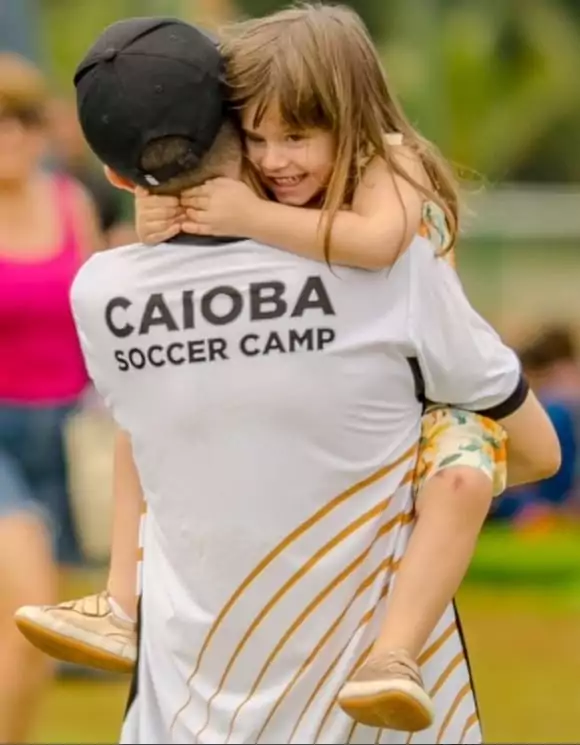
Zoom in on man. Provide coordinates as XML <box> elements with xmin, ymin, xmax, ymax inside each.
<box><xmin>67</xmin><ymin>17</ymin><xmax>528</xmax><ymax>744</ymax></box>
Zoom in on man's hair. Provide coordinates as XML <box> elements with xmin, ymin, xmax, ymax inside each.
<box><xmin>140</xmin><ymin>120</ymin><xmax>241</xmax><ymax>195</ymax></box>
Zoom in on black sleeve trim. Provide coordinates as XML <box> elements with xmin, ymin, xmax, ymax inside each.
<box><xmin>407</xmin><ymin>357</ymin><xmax>426</xmax><ymax>407</ymax></box>
<box><xmin>474</xmin><ymin>372</ymin><xmax>529</xmax><ymax>420</ymax></box>
<box><xmin>406</xmin><ymin>357</ymin><xmax>530</xmax><ymax>420</ymax></box>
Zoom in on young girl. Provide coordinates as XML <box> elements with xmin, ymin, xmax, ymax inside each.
<box><xmin>15</xmin><ymin>3</ymin><xmax>559</xmax><ymax>734</ymax></box>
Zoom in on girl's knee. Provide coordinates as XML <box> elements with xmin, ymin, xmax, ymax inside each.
<box><xmin>418</xmin><ymin>466</ymin><xmax>493</xmax><ymax>518</ymax></box>
<box><xmin>432</xmin><ymin>466</ymin><xmax>491</xmax><ymax>496</ymax></box>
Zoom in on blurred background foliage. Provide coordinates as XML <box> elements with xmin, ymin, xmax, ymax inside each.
<box><xmin>37</xmin><ymin>0</ymin><xmax>580</xmax><ymax>183</ymax></box>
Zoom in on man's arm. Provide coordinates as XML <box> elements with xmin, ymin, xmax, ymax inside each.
<box><xmin>70</xmin><ymin>261</ymin><xmax>144</xmax><ymax>615</ymax></box>
<box><xmin>409</xmin><ymin>245</ymin><xmax>561</xmax><ymax>486</ymax></box>
<box><xmin>500</xmin><ymin>390</ymin><xmax>562</xmax><ymax>486</ymax></box>
<box><xmin>107</xmin><ymin>427</ymin><xmax>145</xmax><ymax>617</ymax></box>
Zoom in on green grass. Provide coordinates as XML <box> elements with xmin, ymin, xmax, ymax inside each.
<box><xmin>32</xmin><ymin>678</ymin><xmax>128</xmax><ymax>744</ymax></box>
<box><xmin>458</xmin><ymin>586</ymin><xmax>580</xmax><ymax>743</ymax></box>
<box><xmin>469</xmin><ymin>523</ymin><xmax>580</xmax><ymax>590</ymax></box>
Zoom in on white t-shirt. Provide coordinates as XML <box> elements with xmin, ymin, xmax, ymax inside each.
<box><xmin>71</xmin><ymin>233</ymin><xmax>521</xmax><ymax>745</ymax></box>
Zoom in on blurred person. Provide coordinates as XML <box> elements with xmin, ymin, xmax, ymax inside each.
<box><xmin>21</xmin><ymin>8</ymin><xmax>557</xmax><ymax>741</ymax></box>
<box><xmin>15</xmin><ymin>7</ymin><xmax>559</xmax><ymax>740</ymax></box>
<box><xmin>520</xmin><ymin>325</ymin><xmax>580</xmax><ymax>404</ymax></box>
<box><xmin>47</xmin><ymin>96</ymin><xmax>136</xmax><ymax>247</ymax></box>
<box><xmin>0</xmin><ymin>52</ymin><xmax>100</xmax><ymax>742</ymax></box>
<box><xmin>492</xmin><ymin>326</ymin><xmax>580</xmax><ymax>524</ymax></box>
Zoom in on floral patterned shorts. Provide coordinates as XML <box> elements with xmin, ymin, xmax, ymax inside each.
<box><xmin>414</xmin><ymin>406</ymin><xmax>508</xmax><ymax>497</ymax></box>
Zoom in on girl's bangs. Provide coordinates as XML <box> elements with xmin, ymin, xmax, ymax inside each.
<box><xmin>249</xmin><ymin>54</ymin><xmax>332</xmax><ymax>132</ymax></box>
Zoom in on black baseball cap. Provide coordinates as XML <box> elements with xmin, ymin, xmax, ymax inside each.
<box><xmin>74</xmin><ymin>17</ymin><xmax>227</xmax><ymax>187</ymax></box>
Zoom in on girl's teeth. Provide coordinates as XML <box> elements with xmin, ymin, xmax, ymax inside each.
<box><xmin>274</xmin><ymin>177</ymin><xmax>301</xmax><ymax>185</ymax></box>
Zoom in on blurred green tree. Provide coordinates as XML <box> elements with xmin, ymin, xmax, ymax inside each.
<box><xmin>234</xmin><ymin>0</ymin><xmax>394</xmax><ymax>38</ymax></box>
<box><xmin>382</xmin><ymin>0</ymin><xmax>580</xmax><ymax>181</ymax></box>
<box><xmin>40</xmin><ymin>0</ymin><xmax>580</xmax><ymax>183</ymax></box>
<box><xmin>40</xmin><ymin>0</ymin><xmax>179</xmax><ymax>93</ymax></box>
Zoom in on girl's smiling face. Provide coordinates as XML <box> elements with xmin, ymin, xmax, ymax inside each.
<box><xmin>241</xmin><ymin>103</ymin><xmax>335</xmax><ymax>207</ymax></box>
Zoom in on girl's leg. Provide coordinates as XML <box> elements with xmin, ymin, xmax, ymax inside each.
<box><xmin>370</xmin><ymin>466</ymin><xmax>492</xmax><ymax>661</ymax></box>
<box><xmin>338</xmin><ymin>409</ymin><xmax>505</xmax><ymax>732</ymax></box>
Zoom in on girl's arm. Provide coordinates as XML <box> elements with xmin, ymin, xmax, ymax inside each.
<box><xmin>235</xmin><ymin>147</ymin><xmax>428</xmax><ymax>269</ymax></box>
<box><xmin>161</xmin><ymin>144</ymin><xmax>429</xmax><ymax>269</ymax></box>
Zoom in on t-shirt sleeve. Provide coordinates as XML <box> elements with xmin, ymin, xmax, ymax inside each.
<box><xmin>408</xmin><ymin>243</ymin><xmax>528</xmax><ymax>418</ymax></box>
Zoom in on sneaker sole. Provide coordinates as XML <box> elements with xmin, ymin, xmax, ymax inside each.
<box><xmin>14</xmin><ymin>616</ymin><xmax>135</xmax><ymax>675</ymax></box>
<box><xmin>338</xmin><ymin>682</ymin><xmax>433</xmax><ymax>731</ymax></box>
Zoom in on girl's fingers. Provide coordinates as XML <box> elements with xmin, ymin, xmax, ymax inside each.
<box><xmin>141</xmin><ymin>220</ymin><xmax>179</xmax><ymax>237</ymax></box>
<box><xmin>181</xmin><ymin>221</ymin><xmax>211</xmax><ymax>235</ymax></box>
<box><xmin>138</xmin><ymin>194</ymin><xmax>180</xmax><ymax>209</ymax></box>
<box><xmin>180</xmin><ymin>194</ymin><xmax>210</xmax><ymax>210</ymax></box>
<box><xmin>141</xmin><ymin>209</ymin><xmax>181</xmax><ymax>223</ymax></box>
<box><xmin>181</xmin><ymin>185</ymin><xmax>209</xmax><ymax>199</ymax></box>
<box><xmin>145</xmin><ymin>225</ymin><xmax>182</xmax><ymax>245</ymax></box>
<box><xmin>184</xmin><ymin>207</ymin><xmax>209</xmax><ymax>223</ymax></box>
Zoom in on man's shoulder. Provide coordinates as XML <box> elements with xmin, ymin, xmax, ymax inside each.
<box><xmin>70</xmin><ymin>237</ymin><xmax>255</xmax><ymax>302</ymax></box>
<box><xmin>71</xmin><ymin>242</ymin><xmax>142</xmax><ymax>308</ymax></box>
<box><xmin>403</xmin><ymin>233</ymin><xmax>461</xmax><ymax>293</ymax></box>
<box><xmin>74</xmin><ymin>240</ymin><xmax>135</xmax><ymax>275</ymax></box>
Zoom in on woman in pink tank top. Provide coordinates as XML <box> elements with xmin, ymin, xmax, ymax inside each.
<box><xmin>0</xmin><ymin>53</ymin><xmax>102</xmax><ymax>742</ymax></box>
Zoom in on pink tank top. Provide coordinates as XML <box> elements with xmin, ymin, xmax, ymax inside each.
<box><xmin>0</xmin><ymin>176</ymin><xmax>89</xmax><ymax>404</ymax></box>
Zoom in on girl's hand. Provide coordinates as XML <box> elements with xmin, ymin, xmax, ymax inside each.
<box><xmin>135</xmin><ymin>187</ymin><xmax>183</xmax><ymax>245</ymax></box>
<box><xmin>180</xmin><ymin>178</ymin><xmax>260</xmax><ymax>237</ymax></box>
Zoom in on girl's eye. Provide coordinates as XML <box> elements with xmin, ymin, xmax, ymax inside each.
<box><xmin>286</xmin><ymin>133</ymin><xmax>305</xmax><ymax>143</ymax></box>
<box><xmin>245</xmin><ymin>132</ymin><xmax>263</xmax><ymax>144</ymax></box>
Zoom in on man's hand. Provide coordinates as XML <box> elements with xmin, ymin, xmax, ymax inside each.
<box><xmin>180</xmin><ymin>178</ymin><xmax>261</xmax><ymax>237</ymax></box>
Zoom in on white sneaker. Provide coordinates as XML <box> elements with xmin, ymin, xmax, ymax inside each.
<box><xmin>14</xmin><ymin>591</ymin><xmax>136</xmax><ymax>674</ymax></box>
<box><xmin>337</xmin><ymin>649</ymin><xmax>434</xmax><ymax>732</ymax></box>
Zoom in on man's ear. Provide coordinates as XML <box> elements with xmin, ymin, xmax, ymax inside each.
<box><xmin>104</xmin><ymin>166</ymin><xmax>136</xmax><ymax>193</ymax></box>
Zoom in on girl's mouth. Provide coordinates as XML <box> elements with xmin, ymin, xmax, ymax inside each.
<box><xmin>269</xmin><ymin>175</ymin><xmax>306</xmax><ymax>189</ymax></box>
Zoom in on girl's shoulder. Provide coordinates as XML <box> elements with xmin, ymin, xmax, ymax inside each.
<box><xmin>363</xmin><ymin>133</ymin><xmax>455</xmax><ymax>261</ymax></box>
<box><xmin>360</xmin><ymin>134</ymin><xmax>456</xmax><ymax>263</ymax></box>
<box><xmin>356</xmin><ymin>131</ymin><xmax>404</xmax><ymax>170</ymax></box>
<box><xmin>356</xmin><ymin>132</ymin><xmax>430</xmax><ymax>195</ymax></box>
